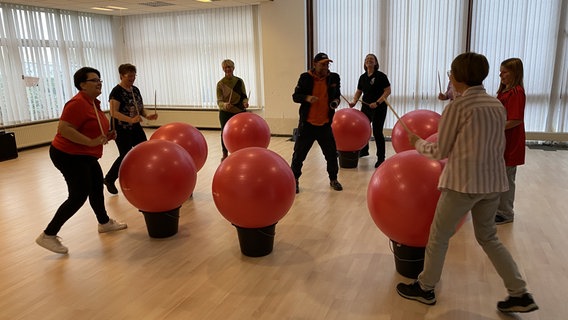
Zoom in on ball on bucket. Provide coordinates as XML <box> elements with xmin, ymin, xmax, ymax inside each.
<box><xmin>222</xmin><ymin>113</ymin><xmax>271</xmax><ymax>153</ymax></box>
<box><xmin>119</xmin><ymin>140</ymin><xmax>197</xmax><ymax>213</ymax></box>
<box><xmin>331</xmin><ymin>108</ymin><xmax>372</xmax><ymax>151</ymax></box>
<box><xmin>212</xmin><ymin>147</ymin><xmax>295</xmax><ymax>228</ymax></box>
<box><xmin>391</xmin><ymin>109</ymin><xmax>441</xmax><ymax>153</ymax></box>
<box><xmin>367</xmin><ymin>150</ymin><xmax>442</xmax><ymax>247</ymax></box>
<box><xmin>150</xmin><ymin>122</ymin><xmax>208</xmax><ymax>171</ymax></box>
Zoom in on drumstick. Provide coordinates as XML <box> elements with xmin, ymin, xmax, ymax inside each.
<box><xmin>221</xmin><ymin>83</ymin><xmax>233</xmax><ymax>104</ymax></box>
<box><xmin>385</xmin><ymin>100</ymin><xmax>411</xmax><ymax>134</ymax></box>
<box><xmin>154</xmin><ymin>90</ymin><xmax>157</xmax><ymax>115</ymax></box>
<box><xmin>340</xmin><ymin>94</ymin><xmax>350</xmax><ymax>104</ymax></box>
<box><xmin>341</xmin><ymin>94</ymin><xmax>370</xmax><ymax>106</ymax></box>
<box><xmin>92</xmin><ymin>102</ymin><xmax>106</xmax><ymax>143</ymax></box>
<box><xmin>437</xmin><ymin>71</ymin><xmax>443</xmax><ymax>93</ymax></box>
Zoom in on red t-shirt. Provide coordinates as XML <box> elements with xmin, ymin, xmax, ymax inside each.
<box><xmin>497</xmin><ymin>85</ymin><xmax>525</xmax><ymax>166</ymax></box>
<box><xmin>51</xmin><ymin>91</ymin><xmax>109</xmax><ymax>158</ymax></box>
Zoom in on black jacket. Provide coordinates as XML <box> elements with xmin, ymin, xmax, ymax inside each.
<box><xmin>292</xmin><ymin>71</ymin><xmax>341</xmax><ymax>126</ymax></box>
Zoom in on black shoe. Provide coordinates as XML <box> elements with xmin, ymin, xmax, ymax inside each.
<box><xmin>359</xmin><ymin>150</ymin><xmax>369</xmax><ymax>158</ymax></box>
<box><xmin>329</xmin><ymin>180</ymin><xmax>343</xmax><ymax>191</ymax></box>
<box><xmin>295</xmin><ymin>179</ymin><xmax>299</xmax><ymax>194</ymax></box>
<box><xmin>497</xmin><ymin>293</ymin><xmax>539</xmax><ymax>313</ymax></box>
<box><xmin>103</xmin><ymin>178</ymin><xmax>118</xmax><ymax>195</ymax></box>
<box><xmin>495</xmin><ymin>214</ymin><xmax>514</xmax><ymax>225</ymax></box>
<box><xmin>396</xmin><ymin>281</ymin><xmax>436</xmax><ymax>305</ymax></box>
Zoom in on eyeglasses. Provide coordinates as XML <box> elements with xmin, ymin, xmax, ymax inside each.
<box><xmin>85</xmin><ymin>78</ymin><xmax>103</xmax><ymax>83</ymax></box>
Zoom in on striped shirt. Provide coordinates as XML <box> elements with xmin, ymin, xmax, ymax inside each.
<box><xmin>415</xmin><ymin>85</ymin><xmax>509</xmax><ymax>194</ymax></box>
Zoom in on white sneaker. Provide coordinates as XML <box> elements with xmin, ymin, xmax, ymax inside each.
<box><xmin>36</xmin><ymin>232</ymin><xmax>68</xmax><ymax>254</ymax></box>
<box><xmin>98</xmin><ymin>218</ymin><xmax>127</xmax><ymax>233</ymax></box>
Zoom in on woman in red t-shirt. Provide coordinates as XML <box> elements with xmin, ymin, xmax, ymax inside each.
<box><xmin>36</xmin><ymin>67</ymin><xmax>127</xmax><ymax>254</ymax></box>
<box><xmin>495</xmin><ymin>58</ymin><xmax>526</xmax><ymax>225</ymax></box>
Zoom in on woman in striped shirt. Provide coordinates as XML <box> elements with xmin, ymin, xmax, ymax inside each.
<box><xmin>396</xmin><ymin>52</ymin><xmax>538</xmax><ymax>314</ymax></box>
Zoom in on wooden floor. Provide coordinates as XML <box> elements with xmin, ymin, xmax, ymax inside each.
<box><xmin>0</xmin><ymin>129</ymin><xmax>566</xmax><ymax>320</ymax></box>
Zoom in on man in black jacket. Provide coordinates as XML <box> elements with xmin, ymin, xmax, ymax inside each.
<box><xmin>291</xmin><ymin>53</ymin><xmax>342</xmax><ymax>194</ymax></box>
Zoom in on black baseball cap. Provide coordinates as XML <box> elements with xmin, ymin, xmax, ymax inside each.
<box><xmin>314</xmin><ymin>52</ymin><xmax>333</xmax><ymax>63</ymax></box>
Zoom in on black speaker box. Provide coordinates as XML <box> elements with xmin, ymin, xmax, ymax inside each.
<box><xmin>0</xmin><ymin>131</ymin><xmax>18</xmax><ymax>161</ymax></box>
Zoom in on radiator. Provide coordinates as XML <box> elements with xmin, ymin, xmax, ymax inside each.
<box><xmin>10</xmin><ymin>121</ymin><xmax>57</xmax><ymax>149</ymax></box>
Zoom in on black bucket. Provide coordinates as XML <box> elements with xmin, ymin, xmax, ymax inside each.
<box><xmin>338</xmin><ymin>151</ymin><xmax>359</xmax><ymax>168</ymax></box>
<box><xmin>391</xmin><ymin>240</ymin><xmax>425</xmax><ymax>279</ymax></box>
<box><xmin>234</xmin><ymin>223</ymin><xmax>276</xmax><ymax>257</ymax></box>
<box><xmin>140</xmin><ymin>207</ymin><xmax>180</xmax><ymax>238</ymax></box>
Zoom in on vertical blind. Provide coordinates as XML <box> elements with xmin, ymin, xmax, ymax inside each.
<box><xmin>0</xmin><ymin>4</ymin><xmax>259</xmax><ymax>126</ymax></box>
<box><xmin>122</xmin><ymin>6</ymin><xmax>260</xmax><ymax>109</ymax></box>
<box><xmin>0</xmin><ymin>4</ymin><xmax>116</xmax><ymax>126</ymax></box>
<box><xmin>314</xmin><ymin>0</ymin><xmax>568</xmax><ymax>133</ymax></box>
<box><xmin>2</xmin><ymin>1</ymin><xmax>567</xmax><ymax>134</ymax></box>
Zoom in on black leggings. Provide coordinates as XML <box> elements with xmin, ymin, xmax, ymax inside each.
<box><xmin>360</xmin><ymin>104</ymin><xmax>387</xmax><ymax>161</ymax></box>
<box><xmin>105</xmin><ymin>125</ymin><xmax>147</xmax><ymax>183</ymax></box>
<box><xmin>44</xmin><ymin>145</ymin><xmax>109</xmax><ymax>235</ymax></box>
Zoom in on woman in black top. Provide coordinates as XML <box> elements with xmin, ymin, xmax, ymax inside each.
<box><xmin>349</xmin><ymin>54</ymin><xmax>391</xmax><ymax>168</ymax></box>
<box><xmin>104</xmin><ymin>64</ymin><xmax>158</xmax><ymax>194</ymax></box>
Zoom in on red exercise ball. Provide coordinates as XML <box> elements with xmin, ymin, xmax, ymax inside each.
<box><xmin>119</xmin><ymin>140</ymin><xmax>197</xmax><ymax>213</ymax></box>
<box><xmin>150</xmin><ymin>122</ymin><xmax>208</xmax><ymax>171</ymax></box>
<box><xmin>222</xmin><ymin>113</ymin><xmax>271</xmax><ymax>153</ymax></box>
<box><xmin>367</xmin><ymin>150</ymin><xmax>442</xmax><ymax>247</ymax></box>
<box><xmin>212</xmin><ymin>147</ymin><xmax>296</xmax><ymax>228</ymax></box>
<box><xmin>391</xmin><ymin>109</ymin><xmax>441</xmax><ymax>153</ymax></box>
<box><xmin>331</xmin><ymin>108</ymin><xmax>372</xmax><ymax>151</ymax></box>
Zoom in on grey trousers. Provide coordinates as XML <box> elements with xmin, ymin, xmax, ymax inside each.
<box><xmin>418</xmin><ymin>189</ymin><xmax>527</xmax><ymax>296</ymax></box>
<box><xmin>497</xmin><ymin>166</ymin><xmax>517</xmax><ymax>219</ymax></box>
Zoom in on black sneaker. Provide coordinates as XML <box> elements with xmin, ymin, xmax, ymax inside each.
<box><xmin>295</xmin><ymin>179</ymin><xmax>299</xmax><ymax>194</ymax></box>
<box><xmin>495</xmin><ymin>214</ymin><xmax>514</xmax><ymax>225</ymax></box>
<box><xmin>330</xmin><ymin>180</ymin><xmax>343</xmax><ymax>191</ymax></box>
<box><xmin>103</xmin><ymin>178</ymin><xmax>118</xmax><ymax>195</ymax></box>
<box><xmin>497</xmin><ymin>293</ymin><xmax>539</xmax><ymax>313</ymax></box>
<box><xmin>396</xmin><ymin>281</ymin><xmax>436</xmax><ymax>305</ymax></box>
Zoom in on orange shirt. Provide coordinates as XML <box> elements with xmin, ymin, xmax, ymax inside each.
<box><xmin>306</xmin><ymin>75</ymin><xmax>329</xmax><ymax>126</ymax></box>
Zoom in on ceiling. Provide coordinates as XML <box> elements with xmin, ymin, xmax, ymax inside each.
<box><xmin>1</xmin><ymin>0</ymin><xmax>273</xmax><ymax>16</ymax></box>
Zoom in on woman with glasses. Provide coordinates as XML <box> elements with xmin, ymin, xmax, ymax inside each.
<box><xmin>36</xmin><ymin>67</ymin><xmax>127</xmax><ymax>254</ymax></box>
<box><xmin>103</xmin><ymin>63</ymin><xmax>158</xmax><ymax>195</ymax></box>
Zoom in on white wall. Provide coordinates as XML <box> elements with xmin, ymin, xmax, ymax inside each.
<box><xmin>259</xmin><ymin>0</ymin><xmax>306</xmax><ymax>135</ymax></box>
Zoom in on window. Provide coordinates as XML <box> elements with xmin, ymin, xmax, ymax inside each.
<box><xmin>0</xmin><ymin>4</ymin><xmax>116</xmax><ymax>126</ymax></box>
<box><xmin>122</xmin><ymin>6</ymin><xmax>260</xmax><ymax>109</ymax></box>
<box><xmin>314</xmin><ymin>0</ymin><xmax>568</xmax><ymax>133</ymax></box>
